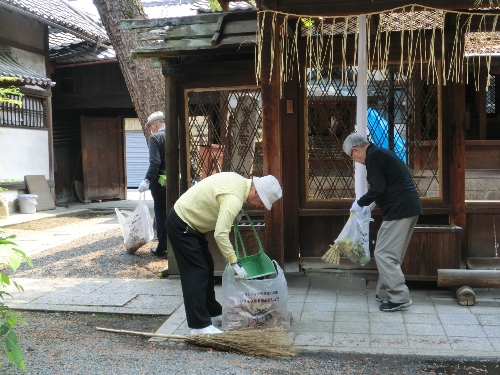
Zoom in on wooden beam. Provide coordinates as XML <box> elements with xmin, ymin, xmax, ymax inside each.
<box><xmin>438</xmin><ymin>269</ymin><xmax>500</xmax><ymax>288</ymax></box>
<box><xmin>278</xmin><ymin>0</ymin><xmax>488</xmax><ymax>16</ymax></box>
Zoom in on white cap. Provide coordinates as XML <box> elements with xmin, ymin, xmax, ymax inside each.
<box><xmin>253</xmin><ymin>175</ymin><xmax>283</xmax><ymax>210</ymax></box>
<box><xmin>145</xmin><ymin>111</ymin><xmax>165</xmax><ymax>127</ymax></box>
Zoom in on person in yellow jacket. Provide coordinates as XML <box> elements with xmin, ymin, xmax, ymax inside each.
<box><xmin>166</xmin><ymin>172</ymin><xmax>282</xmax><ymax>335</ymax></box>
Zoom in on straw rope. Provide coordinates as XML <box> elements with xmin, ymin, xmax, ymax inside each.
<box><xmin>255</xmin><ymin>4</ymin><xmax>500</xmax><ymax>96</ymax></box>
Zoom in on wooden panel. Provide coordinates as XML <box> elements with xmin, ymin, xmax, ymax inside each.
<box><xmin>81</xmin><ymin>117</ymin><xmax>126</xmax><ymax>201</ymax></box>
<box><xmin>467</xmin><ymin>213</ymin><xmax>500</xmax><ymax>258</ymax></box>
<box><xmin>403</xmin><ymin>225</ymin><xmax>463</xmax><ymax>280</ymax></box>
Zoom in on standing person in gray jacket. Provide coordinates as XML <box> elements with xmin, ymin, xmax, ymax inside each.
<box><xmin>138</xmin><ymin>111</ymin><xmax>167</xmax><ymax>258</ymax></box>
<box><xmin>343</xmin><ymin>133</ymin><xmax>423</xmax><ymax>312</ymax></box>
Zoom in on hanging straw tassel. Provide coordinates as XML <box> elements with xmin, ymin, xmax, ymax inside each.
<box><xmin>321</xmin><ymin>243</ymin><xmax>341</xmax><ymax>266</ymax></box>
<box><xmin>96</xmin><ymin>326</ymin><xmax>299</xmax><ymax>358</ymax></box>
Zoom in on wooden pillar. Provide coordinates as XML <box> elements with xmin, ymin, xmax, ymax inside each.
<box><xmin>260</xmin><ymin>2</ymin><xmax>285</xmax><ymax>267</ymax></box>
<box><xmin>163</xmin><ymin>62</ymin><xmax>180</xmax><ymax>275</ymax></box>
<box><xmin>282</xmin><ymin>77</ymin><xmax>300</xmax><ymax>272</ymax></box>
<box><xmin>442</xmin><ymin>79</ymin><xmax>466</xmax><ymax>266</ymax></box>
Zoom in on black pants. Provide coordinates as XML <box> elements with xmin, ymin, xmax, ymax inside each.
<box><xmin>166</xmin><ymin>208</ymin><xmax>222</xmax><ymax>329</ymax></box>
<box><xmin>150</xmin><ymin>179</ymin><xmax>167</xmax><ymax>252</ymax></box>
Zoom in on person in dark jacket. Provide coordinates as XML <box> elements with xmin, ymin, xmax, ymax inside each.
<box><xmin>343</xmin><ymin>133</ymin><xmax>423</xmax><ymax>312</ymax></box>
<box><xmin>138</xmin><ymin>111</ymin><xmax>167</xmax><ymax>258</ymax></box>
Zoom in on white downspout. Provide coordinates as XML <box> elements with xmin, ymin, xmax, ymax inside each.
<box><xmin>355</xmin><ymin>15</ymin><xmax>368</xmax><ymax>200</ymax></box>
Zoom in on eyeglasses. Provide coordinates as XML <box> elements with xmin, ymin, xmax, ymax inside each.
<box><xmin>350</xmin><ymin>148</ymin><xmax>354</xmax><ymax>157</ymax></box>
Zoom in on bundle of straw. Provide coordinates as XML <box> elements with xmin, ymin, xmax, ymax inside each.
<box><xmin>96</xmin><ymin>326</ymin><xmax>299</xmax><ymax>358</ymax></box>
<box><xmin>321</xmin><ymin>243</ymin><xmax>341</xmax><ymax>266</ymax></box>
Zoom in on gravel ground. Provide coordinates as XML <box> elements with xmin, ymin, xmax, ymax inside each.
<box><xmin>1</xmin><ymin>311</ymin><xmax>497</xmax><ymax>375</ymax></box>
<box><xmin>2</xmin><ymin>216</ymin><xmax>499</xmax><ymax>374</ymax></box>
<box><xmin>5</xmin><ymin>215</ymin><xmax>167</xmax><ymax>279</ymax></box>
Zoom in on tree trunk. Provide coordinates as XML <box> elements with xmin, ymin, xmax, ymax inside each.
<box><xmin>92</xmin><ymin>0</ymin><xmax>164</xmax><ymax>142</ymax></box>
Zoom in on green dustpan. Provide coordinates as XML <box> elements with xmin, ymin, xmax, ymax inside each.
<box><xmin>233</xmin><ymin>211</ymin><xmax>276</xmax><ymax>279</ymax></box>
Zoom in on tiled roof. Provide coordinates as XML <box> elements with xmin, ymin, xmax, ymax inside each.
<box><xmin>0</xmin><ymin>0</ymin><xmax>108</xmax><ymax>43</ymax></box>
<box><xmin>49</xmin><ymin>30</ymin><xmax>116</xmax><ymax>65</ymax></box>
<box><xmin>192</xmin><ymin>0</ymin><xmax>254</xmax><ymax>13</ymax></box>
<box><xmin>0</xmin><ymin>47</ymin><xmax>54</xmax><ymax>86</ymax></box>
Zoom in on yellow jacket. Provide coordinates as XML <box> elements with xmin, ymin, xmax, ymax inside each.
<box><xmin>174</xmin><ymin>172</ymin><xmax>251</xmax><ymax>263</ymax></box>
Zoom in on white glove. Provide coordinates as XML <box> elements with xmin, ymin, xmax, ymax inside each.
<box><xmin>231</xmin><ymin>261</ymin><xmax>247</xmax><ymax>280</ymax></box>
<box><xmin>138</xmin><ymin>179</ymin><xmax>150</xmax><ymax>193</ymax></box>
<box><xmin>350</xmin><ymin>201</ymin><xmax>362</xmax><ymax>212</ymax></box>
<box><xmin>361</xmin><ymin>202</ymin><xmax>376</xmax><ymax>217</ymax></box>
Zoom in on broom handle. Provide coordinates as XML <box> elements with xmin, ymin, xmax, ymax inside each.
<box><xmin>96</xmin><ymin>327</ymin><xmax>187</xmax><ymax>340</ymax></box>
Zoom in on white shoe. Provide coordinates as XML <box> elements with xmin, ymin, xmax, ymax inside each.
<box><xmin>211</xmin><ymin>315</ymin><xmax>222</xmax><ymax>325</ymax></box>
<box><xmin>190</xmin><ymin>325</ymin><xmax>223</xmax><ymax>335</ymax></box>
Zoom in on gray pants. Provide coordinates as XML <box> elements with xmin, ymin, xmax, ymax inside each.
<box><xmin>375</xmin><ymin>216</ymin><xmax>418</xmax><ymax>304</ymax></box>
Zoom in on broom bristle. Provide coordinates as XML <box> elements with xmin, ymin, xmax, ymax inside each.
<box><xmin>188</xmin><ymin>327</ymin><xmax>299</xmax><ymax>358</ymax></box>
<box><xmin>321</xmin><ymin>243</ymin><xmax>340</xmax><ymax>266</ymax></box>
<box><xmin>97</xmin><ymin>326</ymin><xmax>298</xmax><ymax>358</ymax></box>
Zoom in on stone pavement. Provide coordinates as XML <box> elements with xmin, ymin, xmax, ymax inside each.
<box><xmin>2</xmin><ymin>192</ymin><xmax>500</xmax><ymax>358</ymax></box>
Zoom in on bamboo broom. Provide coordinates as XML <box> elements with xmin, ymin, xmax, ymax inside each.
<box><xmin>96</xmin><ymin>326</ymin><xmax>299</xmax><ymax>358</ymax></box>
<box><xmin>321</xmin><ymin>243</ymin><xmax>341</xmax><ymax>266</ymax></box>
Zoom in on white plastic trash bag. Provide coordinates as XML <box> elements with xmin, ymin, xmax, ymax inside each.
<box><xmin>221</xmin><ymin>261</ymin><xmax>290</xmax><ymax>331</ymax></box>
<box><xmin>115</xmin><ymin>193</ymin><xmax>154</xmax><ymax>254</ymax></box>
<box><xmin>334</xmin><ymin>211</ymin><xmax>372</xmax><ymax>266</ymax></box>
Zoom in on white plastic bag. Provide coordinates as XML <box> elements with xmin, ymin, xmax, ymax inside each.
<box><xmin>115</xmin><ymin>194</ymin><xmax>154</xmax><ymax>254</ymax></box>
<box><xmin>334</xmin><ymin>211</ymin><xmax>372</xmax><ymax>266</ymax></box>
<box><xmin>221</xmin><ymin>261</ymin><xmax>290</xmax><ymax>331</ymax></box>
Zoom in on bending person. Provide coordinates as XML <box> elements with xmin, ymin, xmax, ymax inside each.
<box><xmin>166</xmin><ymin>172</ymin><xmax>282</xmax><ymax>334</ymax></box>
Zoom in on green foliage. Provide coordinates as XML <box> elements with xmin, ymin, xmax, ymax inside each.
<box><xmin>0</xmin><ymin>77</ymin><xmax>23</xmax><ymax>108</ymax></box>
<box><xmin>0</xmin><ymin>233</ymin><xmax>32</xmax><ymax>370</ymax></box>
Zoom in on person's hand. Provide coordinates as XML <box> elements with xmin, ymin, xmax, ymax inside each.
<box><xmin>138</xmin><ymin>180</ymin><xmax>150</xmax><ymax>193</ymax></box>
<box><xmin>231</xmin><ymin>261</ymin><xmax>247</xmax><ymax>280</ymax></box>
<box><xmin>361</xmin><ymin>202</ymin><xmax>376</xmax><ymax>217</ymax></box>
<box><xmin>350</xmin><ymin>201</ymin><xmax>362</xmax><ymax>212</ymax></box>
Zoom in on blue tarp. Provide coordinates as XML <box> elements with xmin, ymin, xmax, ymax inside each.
<box><xmin>367</xmin><ymin>107</ymin><xmax>406</xmax><ymax>162</ymax></box>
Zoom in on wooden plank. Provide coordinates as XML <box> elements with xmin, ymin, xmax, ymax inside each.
<box><xmin>120</xmin><ymin>11</ymin><xmax>256</xmax><ymax>30</ymax></box>
<box><xmin>437</xmin><ymin>269</ymin><xmax>500</xmax><ymax>288</ymax></box>
<box><xmin>223</xmin><ymin>19</ymin><xmax>257</xmax><ymax>35</ymax></box>
<box><xmin>24</xmin><ymin>175</ymin><xmax>55</xmax><ymax>211</ymax></box>
<box><xmin>211</xmin><ymin>15</ymin><xmax>226</xmax><ymax>45</ymax></box>
<box><xmin>139</xmin><ymin>23</ymin><xmax>219</xmax><ymax>41</ymax></box>
<box><xmin>120</xmin><ymin>13</ymin><xmax>222</xmax><ymax>30</ymax></box>
<box><xmin>130</xmin><ymin>37</ymin><xmax>256</xmax><ymax>58</ymax></box>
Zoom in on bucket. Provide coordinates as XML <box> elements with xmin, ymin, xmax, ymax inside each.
<box><xmin>233</xmin><ymin>211</ymin><xmax>276</xmax><ymax>279</ymax></box>
<box><xmin>18</xmin><ymin>194</ymin><xmax>38</xmax><ymax>214</ymax></box>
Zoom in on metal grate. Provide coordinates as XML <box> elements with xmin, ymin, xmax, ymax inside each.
<box><xmin>306</xmin><ymin>65</ymin><xmax>439</xmax><ymax>201</ymax></box>
<box><xmin>187</xmin><ymin>88</ymin><xmax>263</xmax><ymax>184</ymax></box>
<box><xmin>0</xmin><ymin>94</ymin><xmax>46</xmax><ymax>128</ymax></box>
<box><xmin>487</xmin><ymin>75</ymin><xmax>496</xmax><ymax>114</ymax></box>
